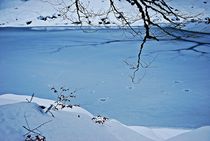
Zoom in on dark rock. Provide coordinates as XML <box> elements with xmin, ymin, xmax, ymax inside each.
<box><xmin>26</xmin><ymin>21</ymin><xmax>32</xmax><ymax>25</ymax></box>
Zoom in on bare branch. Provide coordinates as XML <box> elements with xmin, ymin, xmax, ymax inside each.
<box><xmin>53</xmin><ymin>0</ymin><xmax>205</xmax><ymax>82</ymax></box>
<box><xmin>23</xmin><ymin>115</ymin><xmax>52</xmax><ymax>137</ymax></box>
<box><xmin>26</xmin><ymin>93</ymin><xmax>34</xmax><ymax>103</ymax></box>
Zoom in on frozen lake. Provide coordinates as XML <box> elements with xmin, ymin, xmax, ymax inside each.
<box><xmin>0</xmin><ymin>27</ymin><xmax>210</xmax><ymax>128</ymax></box>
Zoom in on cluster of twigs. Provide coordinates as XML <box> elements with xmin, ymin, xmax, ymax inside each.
<box><xmin>58</xmin><ymin>1</ymin><xmax>182</xmax><ymax>60</ymax></box>
<box><xmin>40</xmin><ymin>0</ymin><xmax>210</xmax><ymax>82</ymax></box>
<box><xmin>44</xmin><ymin>87</ymin><xmax>80</xmax><ymax>117</ymax></box>
<box><xmin>51</xmin><ymin>0</ymin><xmax>194</xmax><ymax>80</ymax></box>
<box><xmin>23</xmin><ymin>115</ymin><xmax>51</xmax><ymax>141</ymax></box>
<box><xmin>50</xmin><ymin>87</ymin><xmax>79</xmax><ymax>110</ymax></box>
<box><xmin>23</xmin><ymin>87</ymin><xmax>80</xmax><ymax>140</ymax></box>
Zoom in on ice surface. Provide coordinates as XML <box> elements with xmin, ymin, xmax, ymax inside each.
<box><xmin>0</xmin><ymin>27</ymin><xmax>210</xmax><ymax>128</ymax></box>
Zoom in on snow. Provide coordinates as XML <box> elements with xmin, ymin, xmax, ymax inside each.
<box><xmin>0</xmin><ymin>94</ymin><xmax>151</xmax><ymax>141</ymax></box>
<box><xmin>0</xmin><ymin>0</ymin><xmax>210</xmax><ymax>140</ymax></box>
<box><xmin>166</xmin><ymin>126</ymin><xmax>210</xmax><ymax>141</ymax></box>
<box><xmin>0</xmin><ymin>94</ymin><xmax>93</xmax><ymax>116</ymax></box>
<box><xmin>129</xmin><ymin>126</ymin><xmax>191</xmax><ymax>141</ymax></box>
<box><xmin>0</xmin><ymin>0</ymin><xmax>133</xmax><ymax>26</ymax></box>
<box><xmin>167</xmin><ymin>0</ymin><xmax>209</xmax><ymax>18</ymax></box>
<box><xmin>1</xmin><ymin>94</ymin><xmax>210</xmax><ymax>141</ymax></box>
<box><xmin>0</xmin><ymin>0</ymin><xmax>209</xmax><ymax>28</ymax></box>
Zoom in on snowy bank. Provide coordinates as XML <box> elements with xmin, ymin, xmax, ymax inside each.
<box><xmin>0</xmin><ymin>0</ymin><xmax>209</xmax><ymax>32</ymax></box>
<box><xmin>0</xmin><ymin>94</ymin><xmax>210</xmax><ymax>141</ymax></box>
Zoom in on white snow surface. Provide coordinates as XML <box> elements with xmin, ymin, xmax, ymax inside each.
<box><xmin>0</xmin><ymin>94</ymin><xmax>210</xmax><ymax>141</ymax></box>
<box><xmin>0</xmin><ymin>0</ymin><xmax>209</xmax><ymax>29</ymax></box>
<box><xmin>0</xmin><ymin>0</ymin><xmax>139</xmax><ymax>26</ymax></box>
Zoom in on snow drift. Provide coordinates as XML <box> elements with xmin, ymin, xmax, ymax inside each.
<box><xmin>0</xmin><ymin>94</ymin><xmax>210</xmax><ymax>141</ymax></box>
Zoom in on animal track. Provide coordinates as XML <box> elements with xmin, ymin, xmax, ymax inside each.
<box><xmin>184</xmin><ymin>89</ymin><xmax>190</xmax><ymax>92</ymax></box>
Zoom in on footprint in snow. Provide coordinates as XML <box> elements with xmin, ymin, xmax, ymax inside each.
<box><xmin>184</xmin><ymin>89</ymin><xmax>190</xmax><ymax>93</ymax></box>
<box><xmin>126</xmin><ymin>86</ymin><xmax>135</xmax><ymax>90</ymax></box>
<box><xmin>98</xmin><ymin>97</ymin><xmax>109</xmax><ymax>102</ymax></box>
<box><xmin>172</xmin><ymin>80</ymin><xmax>183</xmax><ymax>87</ymax></box>
<box><xmin>174</xmin><ymin>80</ymin><xmax>182</xmax><ymax>84</ymax></box>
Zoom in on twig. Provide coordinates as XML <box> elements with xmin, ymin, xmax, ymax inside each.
<box><xmin>26</xmin><ymin>93</ymin><xmax>34</xmax><ymax>103</ymax></box>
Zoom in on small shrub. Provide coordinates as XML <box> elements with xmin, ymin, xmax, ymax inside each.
<box><xmin>45</xmin><ymin>87</ymin><xmax>79</xmax><ymax>117</ymax></box>
<box><xmin>91</xmin><ymin>115</ymin><xmax>109</xmax><ymax>124</ymax></box>
<box><xmin>51</xmin><ymin>87</ymin><xmax>77</xmax><ymax>110</ymax></box>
